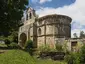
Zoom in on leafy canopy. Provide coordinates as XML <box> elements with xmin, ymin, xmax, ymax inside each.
<box><xmin>0</xmin><ymin>0</ymin><xmax>28</xmax><ymax>36</ymax></box>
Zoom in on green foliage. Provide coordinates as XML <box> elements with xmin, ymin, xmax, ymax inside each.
<box><xmin>79</xmin><ymin>45</ymin><xmax>85</xmax><ymax>64</ymax></box>
<box><xmin>9</xmin><ymin>31</ymin><xmax>18</xmax><ymax>43</ymax></box>
<box><xmin>24</xmin><ymin>40</ymin><xmax>34</xmax><ymax>55</ymax></box>
<box><xmin>12</xmin><ymin>31</ymin><xmax>18</xmax><ymax>43</ymax></box>
<box><xmin>38</xmin><ymin>44</ymin><xmax>56</xmax><ymax>52</ymax></box>
<box><xmin>7</xmin><ymin>35</ymin><xmax>14</xmax><ymax>42</ymax></box>
<box><xmin>0</xmin><ymin>50</ymin><xmax>35</xmax><ymax>64</ymax></box>
<box><xmin>0</xmin><ymin>0</ymin><xmax>28</xmax><ymax>36</ymax></box>
<box><xmin>0</xmin><ymin>35</ymin><xmax>13</xmax><ymax>42</ymax></box>
<box><xmin>63</xmin><ymin>41</ymin><xmax>70</xmax><ymax>54</ymax></box>
<box><xmin>39</xmin><ymin>44</ymin><xmax>50</xmax><ymax>52</ymax></box>
<box><xmin>0</xmin><ymin>49</ymin><xmax>67</xmax><ymax>64</ymax></box>
<box><xmin>0</xmin><ymin>31</ymin><xmax>18</xmax><ymax>43</ymax></box>
<box><xmin>25</xmin><ymin>40</ymin><xmax>33</xmax><ymax>49</ymax></box>
<box><xmin>64</xmin><ymin>54</ymin><xmax>72</xmax><ymax>64</ymax></box>
<box><xmin>12</xmin><ymin>35</ymin><xmax>18</xmax><ymax>43</ymax></box>
<box><xmin>55</xmin><ymin>44</ymin><xmax>63</xmax><ymax>52</ymax></box>
<box><xmin>65</xmin><ymin>53</ymin><xmax>80</xmax><ymax>64</ymax></box>
<box><xmin>7</xmin><ymin>31</ymin><xmax>18</xmax><ymax>43</ymax></box>
<box><xmin>80</xmin><ymin>31</ymin><xmax>85</xmax><ymax>38</ymax></box>
<box><xmin>9</xmin><ymin>42</ymin><xmax>19</xmax><ymax>49</ymax></box>
<box><xmin>73</xmin><ymin>33</ymin><xmax>78</xmax><ymax>38</ymax></box>
<box><xmin>65</xmin><ymin>45</ymin><xmax>85</xmax><ymax>64</ymax></box>
<box><xmin>4</xmin><ymin>39</ymin><xmax>11</xmax><ymax>46</ymax></box>
<box><xmin>0</xmin><ymin>36</ymin><xmax>6</xmax><ymax>41</ymax></box>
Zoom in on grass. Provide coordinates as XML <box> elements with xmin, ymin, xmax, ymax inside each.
<box><xmin>0</xmin><ymin>49</ymin><xmax>67</xmax><ymax>64</ymax></box>
<box><xmin>0</xmin><ymin>49</ymin><xmax>35</xmax><ymax>64</ymax></box>
<box><xmin>0</xmin><ymin>43</ymin><xmax>67</xmax><ymax>64</ymax></box>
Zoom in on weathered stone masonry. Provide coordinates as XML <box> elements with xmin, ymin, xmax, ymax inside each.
<box><xmin>18</xmin><ymin>7</ymin><xmax>72</xmax><ymax>48</ymax></box>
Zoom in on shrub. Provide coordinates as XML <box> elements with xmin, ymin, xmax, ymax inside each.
<box><xmin>65</xmin><ymin>53</ymin><xmax>80</xmax><ymax>64</ymax></box>
<box><xmin>55</xmin><ymin>44</ymin><xmax>63</xmax><ymax>52</ymax></box>
<box><xmin>38</xmin><ymin>44</ymin><xmax>51</xmax><ymax>52</ymax></box>
<box><xmin>4</xmin><ymin>39</ymin><xmax>11</xmax><ymax>46</ymax></box>
<box><xmin>9</xmin><ymin>42</ymin><xmax>19</xmax><ymax>49</ymax></box>
<box><xmin>7</xmin><ymin>31</ymin><xmax>18</xmax><ymax>43</ymax></box>
<box><xmin>24</xmin><ymin>40</ymin><xmax>34</xmax><ymax>55</ymax></box>
<box><xmin>80</xmin><ymin>45</ymin><xmax>85</xmax><ymax>64</ymax></box>
<box><xmin>38</xmin><ymin>43</ymin><xmax>57</xmax><ymax>53</ymax></box>
<box><xmin>0</xmin><ymin>36</ymin><xmax>5</xmax><ymax>41</ymax></box>
<box><xmin>66</xmin><ymin>45</ymin><xmax>85</xmax><ymax>64</ymax></box>
<box><xmin>12</xmin><ymin>36</ymin><xmax>18</xmax><ymax>43</ymax></box>
<box><xmin>7</xmin><ymin>35</ymin><xmax>13</xmax><ymax>42</ymax></box>
<box><xmin>63</xmin><ymin>41</ymin><xmax>69</xmax><ymax>53</ymax></box>
<box><xmin>65</xmin><ymin>53</ymin><xmax>75</xmax><ymax>64</ymax></box>
<box><xmin>25</xmin><ymin>40</ymin><xmax>33</xmax><ymax>49</ymax></box>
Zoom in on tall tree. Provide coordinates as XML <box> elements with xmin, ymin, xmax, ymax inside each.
<box><xmin>0</xmin><ymin>0</ymin><xmax>28</xmax><ymax>36</ymax></box>
<box><xmin>73</xmin><ymin>33</ymin><xmax>78</xmax><ymax>38</ymax></box>
<box><xmin>80</xmin><ymin>31</ymin><xmax>85</xmax><ymax>38</ymax></box>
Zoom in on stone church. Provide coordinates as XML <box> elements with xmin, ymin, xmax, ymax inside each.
<box><xmin>18</xmin><ymin>7</ymin><xmax>72</xmax><ymax>48</ymax></box>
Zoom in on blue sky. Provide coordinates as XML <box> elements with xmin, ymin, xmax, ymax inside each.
<box><xmin>29</xmin><ymin>0</ymin><xmax>75</xmax><ymax>9</ymax></box>
<box><xmin>29</xmin><ymin>0</ymin><xmax>85</xmax><ymax>37</ymax></box>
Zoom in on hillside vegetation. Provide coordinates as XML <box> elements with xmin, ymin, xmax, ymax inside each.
<box><xmin>0</xmin><ymin>49</ymin><xmax>66</xmax><ymax>64</ymax></box>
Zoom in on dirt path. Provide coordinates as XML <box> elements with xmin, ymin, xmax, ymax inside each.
<box><xmin>0</xmin><ymin>44</ymin><xmax>9</xmax><ymax>54</ymax></box>
<box><xmin>0</xmin><ymin>50</ymin><xmax>7</xmax><ymax>54</ymax></box>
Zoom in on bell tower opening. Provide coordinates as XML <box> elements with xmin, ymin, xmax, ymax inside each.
<box><xmin>26</xmin><ymin>14</ymin><xmax>28</xmax><ymax>20</ymax></box>
<box><xmin>29</xmin><ymin>13</ymin><xmax>32</xmax><ymax>19</ymax></box>
<box><xmin>26</xmin><ymin>7</ymin><xmax>36</xmax><ymax>20</ymax></box>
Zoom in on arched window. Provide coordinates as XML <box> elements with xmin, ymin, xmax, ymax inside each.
<box><xmin>38</xmin><ymin>28</ymin><xmax>41</xmax><ymax>36</ymax></box>
<box><xmin>26</xmin><ymin>14</ymin><xmax>28</xmax><ymax>20</ymax></box>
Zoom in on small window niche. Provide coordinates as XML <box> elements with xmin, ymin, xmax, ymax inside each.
<box><xmin>38</xmin><ymin>28</ymin><xmax>41</xmax><ymax>36</ymax></box>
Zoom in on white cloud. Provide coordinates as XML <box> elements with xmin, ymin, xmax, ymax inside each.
<box><xmin>71</xmin><ymin>22</ymin><xmax>83</xmax><ymax>29</ymax></box>
<box><xmin>36</xmin><ymin>0</ymin><xmax>85</xmax><ymax>38</ymax></box>
<box><xmin>31</xmin><ymin>0</ymin><xmax>52</xmax><ymax>4</ymax></box>
<box><xmin>39</xmin><ymin>0</ymin><xmax>52</xmax><ymax>4</ymax></box>
<box><xmin>36</xmin><ymin>0</ymin><xmax>85</xmax><ymax>25</ymax></box>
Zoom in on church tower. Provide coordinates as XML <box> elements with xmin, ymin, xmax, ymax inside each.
<box><xmin>23</xmin><ymin>7</ymin><xmax>36</xmax><ymax>25</ymax></box>
<box><xmin>26</xmin><ymin>7</ymin><xmax>36</xmax><ymax>20</ymax></box>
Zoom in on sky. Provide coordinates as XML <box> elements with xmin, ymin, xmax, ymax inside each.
<box><xmin>29</xmin><ymin>0</ymin><xmax>85</xmax><ymax>38</ymax></box>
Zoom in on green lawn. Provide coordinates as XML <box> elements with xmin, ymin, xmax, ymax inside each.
<box><xmin>0</xmin><ymin>49</ymin><xmax>67</xmax><ymax>64</ymax></box>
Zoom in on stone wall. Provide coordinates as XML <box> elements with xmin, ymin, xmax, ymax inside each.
<box><xmin>18</xmin><ymin>13</ymin><xmax>72</xmax><ymax>49</ymax></box>
<box><xmin>37</xmin><ymin>14</ymin><xmax>72</xmax><ymax>48</ymax></box>
<box><xmin>37</xmin><ymin>37</ymin><xmax>45</xmax><ymax>47</ymax></box>
<box><xmin>46</xmin><ymin>36</ymin><xmax>55</xmax><ymax>48</ymax></box>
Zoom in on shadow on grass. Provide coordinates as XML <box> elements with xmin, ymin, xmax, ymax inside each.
<box><xmin>0</xmin><ymin>46</ymin><xmax>22</xmax><ymax>54</ymax></box>
<box><xmin>0</xmin><ymin>47</ymin><xmax>13</xmax><ymax>50</ymax></box>
<box><xmin>0</xmin><ymin>46</ymin><xmax>21</xmax><ymax>50</ymax></box>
